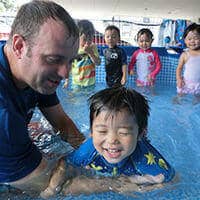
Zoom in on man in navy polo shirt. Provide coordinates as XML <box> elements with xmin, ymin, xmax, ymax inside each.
<box><xmin>0</xmin><ymin>0</ymin><xmax>84</xmax><ymax>198</ymax></box>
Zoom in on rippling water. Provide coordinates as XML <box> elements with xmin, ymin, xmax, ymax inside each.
<box><xmin>1</xmin><ymin>83</ymin><xmax>200</xmax><ymax>200</ymax></box>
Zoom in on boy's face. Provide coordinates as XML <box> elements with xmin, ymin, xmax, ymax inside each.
<box><xmin>104</xmin><ymin>29</ymin><xmax>119</xmax><ymax>48</ymax></box>
<box><xmin>137</xmin><ymin>33</ymin><xmax>153</xmax><ymax>51</ymax></box>
<box><xmin>91</xmin><ymin>109</ymin><xmax>139</xmax><ymax>164</ymax></box>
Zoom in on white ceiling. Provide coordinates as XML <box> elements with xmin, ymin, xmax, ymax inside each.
<box><xmin>53</xmin><ymin>0</ymin><xmax>200</xmax><ymax>21</ymax></box>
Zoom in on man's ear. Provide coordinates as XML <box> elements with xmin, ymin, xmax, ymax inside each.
<box><xmin>12</xmin><ymin>34</ymin><xmax>25</xmax><ymax>59</ymax></box>
<box><xmin>89</xmin><ymin>132</ymin><xmax>93</xmax><ymax>137</ymax></box>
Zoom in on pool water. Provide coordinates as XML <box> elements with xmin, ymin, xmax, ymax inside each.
<box><xmin>1</xmin><ymin>82</ymin><xmax>200</xmax><ymax>200</ymax></box>
<box><xmin>59</xmin><ymin>83</ymin><xmax>200</xmax><ymax>200</ymax></box>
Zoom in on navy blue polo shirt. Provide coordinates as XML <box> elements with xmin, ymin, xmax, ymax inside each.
<box><xmin>0</xmin><ymin>42</ymin><xmax>59</xmax><ymax>182</ymax></box>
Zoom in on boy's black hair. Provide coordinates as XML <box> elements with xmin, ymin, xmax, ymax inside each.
<box><xmin>136</xmin><ymin>28</ymin><xmax>154</xmax><ymax>41</ymax></box>
<box><xmin>183</xmin><ymin>23</ymin><xmax>200</xmax><ymax>39</ymax></box>
<box><xmin>77</xmin><ymin>19</ymin><xmax>95</xmax><ymax>37</ymax></box>
<box><xmin>88</xmin><ymin>86</ymin><xmax>149</xmax><ymax>136</ymax></box>
<box><xmin>105</xmin><ymin>25</ymin><xmax>120</xmax><ymax>38</ymax></box>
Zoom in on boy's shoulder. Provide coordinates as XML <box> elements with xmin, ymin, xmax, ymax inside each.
<box><xmin>132</xmin><ymin>139</ymin><xmax>166</xmax><ymax>162</ymax></box>
<box><xmin>131</xmin><ymin>139</ymin><xmax>175</xmax><ymax>182</ymax></box>
<box><xmin>67</xmin><ymin>138</ymin><xmax>97</xmax><ymax>166</ymax></box>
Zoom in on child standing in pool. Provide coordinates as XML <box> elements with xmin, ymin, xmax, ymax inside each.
<box><xmin>63</xmin><ymin>86</ymin><xmax>175</xmax><ymax>194</ymax></box>
<box><xmin>63</xmin><ymin>19</ymin><xmax>101</xmax><ymax>88</ymax></box>
<box><xmin>103</xmin><ymin>25</ymin><xmax>127</xmax><ymax>87</ymax></box>
<box><xmin>128</xmin><ymin>28</ymin><xmax>161</xmax><ymax>94</ymax></box>
<box><xmin>175</xmin><ymin>23</ymin><xmax>200</xmax><ymax>104</ymax></box>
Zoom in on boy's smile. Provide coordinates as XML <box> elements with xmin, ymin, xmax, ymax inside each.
<box><xmin>91</xmin><ymin>109</ymin><xmax>139</xmax><ymax>164</ymax></box>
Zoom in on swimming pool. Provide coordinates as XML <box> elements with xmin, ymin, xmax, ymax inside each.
<box><xmin>1</xmin><ymin>49</ymin><xmax>200</xmax><ymax>200</ymax></box>
<box><xmin>1</xmin><ymin>85</ymin><xmax>200</xmax><ymax>200</ymax></box>
<box><xmin>59</xmin><ymin>82</ymin><xmax>200</xmax><ymax>200</ymax></box>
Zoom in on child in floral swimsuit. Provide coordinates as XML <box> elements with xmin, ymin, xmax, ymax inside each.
<box><xmin>128</xmin><ymin>28</ymin><xmax>161</xmax><ymax>93</ymax></box>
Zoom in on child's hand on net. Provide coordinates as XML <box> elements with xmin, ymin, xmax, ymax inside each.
<box><xmin>129</xmin><ymin>69</ymin><xmax>134</xmax><ymax>75</ymax></box>
<box><xmin>177</xmin><ymin>78</ymin><xmax>185</xmax><ymax>88</ymax></box>
<box><xmin>121</xmin><ymin>77</ymin><xmax>126</xmax><ymax>85</ymax></box>
<box><xmin>147</xmin><ymin>75</ymin><xmax>154</xmax><ymax>86</ymax></box>
<box><xmin>63</xmin><ymin>79</ymin><xmax>69</xmax><ymax>88</ymax></box>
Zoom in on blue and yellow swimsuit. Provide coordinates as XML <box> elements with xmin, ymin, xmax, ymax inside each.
<box><xmin>68</xmin><ymin>138</ymin><xmax>175</xmax><ymax>182</ymax></box>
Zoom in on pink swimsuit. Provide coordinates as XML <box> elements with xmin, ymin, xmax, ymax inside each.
<box><xmin>128</xmin><ymin>48</ymin><xmax>162</xmax><ymax>86</ymax></box>
<box><xmin>177</xmin><ymin>52</ymin><xmax>200</xmax><ymax>95</ymax></box>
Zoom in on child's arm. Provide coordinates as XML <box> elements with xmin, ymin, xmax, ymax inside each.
<box><xmin>149</xmin><ymin>51</ymin><xmax>162</xmax><ymax>80</ymax></box>
<box><xmin>121</xmin><ymin>48</ymin><xmax>127</xmax><ymax>85</ymax></box>
<box><xmin>121</xmin><ymin>64</ymin><xmax>127</xmax><ymax>85</ymax></box>
<box><xmin>128</xmin><ymin>51</ymin><xmax>137</xmax><ymax>75</ymax></box>
<box><xmin>63</xmin><ymin>78</ymin><xmax>69</xmax><ymax>88</ymax></box>
<box><xmin>176</xmin><ymin>52</ymin><xmax>186</xmax><ymax>88</ymax></box>
<box><xmin>84</xmin><ymin>44</ymin><xmax>101</xmax><ymax>66</ymax></box>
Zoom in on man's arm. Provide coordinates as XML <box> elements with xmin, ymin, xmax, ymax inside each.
<box><xmin>40</xmin><ymin>104</ymin><xmax>85</xmax><ymax>148</ymax></box>
<box><xmin>61</xmin><ymin>174</ymin><xmax>164</xmax><ymax>196</ymax></box>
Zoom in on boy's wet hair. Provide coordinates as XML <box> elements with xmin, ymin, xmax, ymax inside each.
<box><xmin>183</xmin><ymin>23</ymin><xmax>200</xmax><ymax>39</ymax></box>
<box><xmin>136</xmin><ymin>28</ymin><xmax>154</xmax><ymax>41</ymax></box>
<box><xmin>88</xmin><ymin>86</ymin><xmax>149</xmax><ymax>136</ymax></box>
<box><xmin>77</xmin><ymin>19</ymin><xmax>95</xmax><ymax>37</ymax></box>
<box><xmin>8</xmin><ymin>0</ymin><xmax>78</xmax><ymax>45</ymax></box>
<box><xmin>105</xmin><ymin>25</ymin><xmax>120</xmax><ymax>38</ymax></box>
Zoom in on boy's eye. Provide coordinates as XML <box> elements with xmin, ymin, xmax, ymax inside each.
<box><xmin>45</xmin><ymin>56</ymin><xmax>63</xmax><ymax>65</ymax></box>
<box><xmin>119</xmin><ymin>132</ymin><xmax>129</xmax><ymax>136</ymax></box>
<box><xmin>118</xmin><ymin>128</ymin><xmax>133</xmax><ymax>136</ymax></box>
<box><xmin>140</xmin><ymin>40</ymin><xmax>150</xmax><ymax>43</ymax></box>
<box><xmin>106</xmin><ymin>35</ymin><xmax>116</xmax><ymax>39</ymax></box>
<box><xmin>96</xmin><ymin>130</ymin><xmax>107</xmax><ymax>135</ymax></box>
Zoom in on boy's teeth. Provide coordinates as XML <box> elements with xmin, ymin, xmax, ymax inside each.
<box><xmin>108</xmin><ymin>149</ymin><xmax>118</xmax><ymax>153</ymax></box>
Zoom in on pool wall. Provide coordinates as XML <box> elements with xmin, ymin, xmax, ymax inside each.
<box><xmin>96</xmin><ymin>46</ymin><xmax>180</xmax><ymax>86</ymax></box>
<box><xmin>0</xmin><ymin>40</ymin><xmax>180</xmax><ymax>86</ymax></box>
